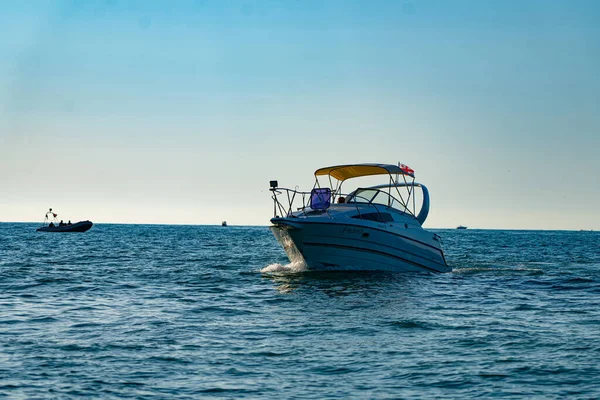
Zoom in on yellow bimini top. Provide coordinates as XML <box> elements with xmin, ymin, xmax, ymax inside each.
<box><xmin>314</xmin><ymin>163</ymin><xmax>415</xmax><ymax>182</ymax></box>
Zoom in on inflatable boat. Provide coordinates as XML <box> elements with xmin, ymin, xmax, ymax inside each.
<box><xmin>36</xmin><ymin>208</ymin><xmax>93</xmax><ymax>233</ymax></box>
<box><xmin>37</xmin><ymin>220</ymin><xmax>93</xmax><ymax>233</ymax></box>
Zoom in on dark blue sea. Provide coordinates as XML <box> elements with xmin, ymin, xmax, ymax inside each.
<box><xmin>1</xmin><ymin>223</ymin><xmax>599</xmax><ymax>399</ymax></box>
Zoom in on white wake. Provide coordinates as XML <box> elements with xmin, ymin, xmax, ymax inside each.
<box><xmin>260</xmin><ymin>260</ymin><xmax>307</xmax><ymax>273</ymax></box>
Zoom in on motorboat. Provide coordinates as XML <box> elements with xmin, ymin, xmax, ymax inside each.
<box><xmin>36</xmin><ymin>208</ymin><xmax>93</xmax><ymax>233</ymax></box>
<box><xmin>37</xmin><ymin>221</ymin><xmax>93</xmax><ymax>232</ymax></box>
<box><xmin>456</xmin><ymin>225</ymin><xmax>467</xmax><ymax>230</ymax></box>
<box><xmin>222</xmin><ymin>221</ymin><xmax>228</xmax><ymax>227</ymax></box>
<box><xmin>269</xmin><ymin>163</ymin><xmax>450</xmax><ymax>273</ymax></box>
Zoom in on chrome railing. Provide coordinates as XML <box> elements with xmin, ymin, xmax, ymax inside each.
<box><xmin>270</xmin><ymin>185</ymin><xmax>408</xmax><ymax>223</ymax></box>
<box><xmin>270</xmin><ymin>187</ymin><xmax>312</xmax><ymax>218</ymax></box>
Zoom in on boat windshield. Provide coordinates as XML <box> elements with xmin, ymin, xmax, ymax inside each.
<box><xmin>346</xmin><ymin>188</ymin><xmax>409</xmax><ymax>213</ymax></box>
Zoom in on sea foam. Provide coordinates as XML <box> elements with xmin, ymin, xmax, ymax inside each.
<box><xmin>260</xmin><ymin>260</ymin><xmax>307</xmax><ymax>273</ymax></box>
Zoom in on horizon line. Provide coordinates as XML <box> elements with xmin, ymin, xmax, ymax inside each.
<box><xmin>0</xmin><ymin>221</ymin><xmax>595</xmax><ymax>232</ymax></box>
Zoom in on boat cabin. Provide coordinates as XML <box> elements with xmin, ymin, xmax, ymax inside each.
<box><xmin>270</xmin><ymin>163</ymin><xmax>431</xmax><ymax>226</ymax></box>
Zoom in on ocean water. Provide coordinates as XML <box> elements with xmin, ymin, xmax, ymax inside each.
<box><xmin>1</xmin><ymin>223</ymin><xmax>599</xmax><ymax>399</ymax></box>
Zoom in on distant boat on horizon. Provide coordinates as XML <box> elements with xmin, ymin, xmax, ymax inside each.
<box><xmin>456</xmin><ymin>225</ymin><xmax>467</xmax><ymax>230</ymax></box>
<box><xmin>221</xmin><ymin>221</ymin><xmax>228</xmax><ymax>227</ymax></box>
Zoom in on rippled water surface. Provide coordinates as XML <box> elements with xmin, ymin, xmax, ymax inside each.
<box><xmin>1</xmin><ymin>223</ymin><xmax>599</xmax><ymax>398</ymax></box>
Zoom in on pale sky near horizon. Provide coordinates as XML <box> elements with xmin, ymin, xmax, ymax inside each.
<box><xmin>1</xmin><ymin>0</ymin><xmax>599</xmax><ymax>229</ymax></box>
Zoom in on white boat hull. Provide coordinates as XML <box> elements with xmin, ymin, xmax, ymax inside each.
<box><xmin>271</xmin><ymin>219</ymin><xmax>450</xmax><ymax>273</ymax></box>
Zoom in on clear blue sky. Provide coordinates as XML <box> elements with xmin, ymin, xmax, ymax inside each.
<box><xmin>1</xmin><ymin>0</ymin><xmax>599</xmax><ymax>229</ymax></box>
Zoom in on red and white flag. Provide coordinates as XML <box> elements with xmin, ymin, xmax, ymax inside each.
<box><xmin>399</xmin><ymin>163</ymin><xmax>415</xmax><ymax>177</ymax></box>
